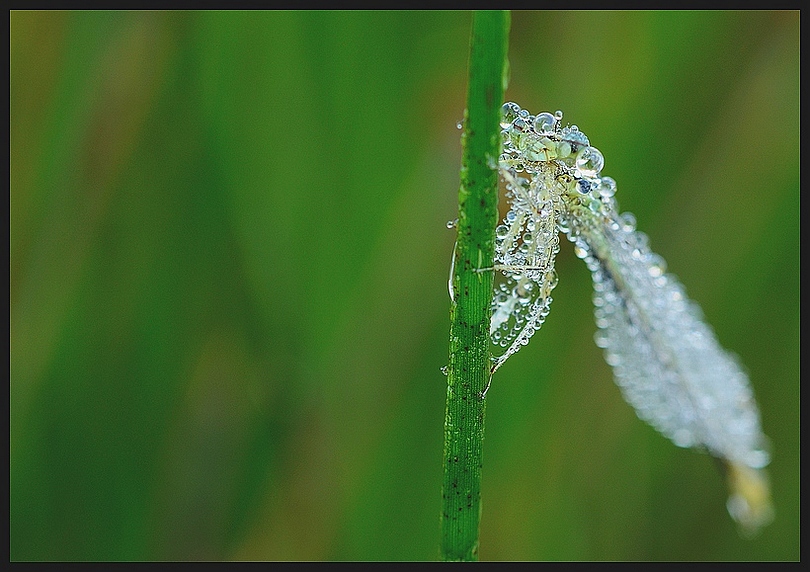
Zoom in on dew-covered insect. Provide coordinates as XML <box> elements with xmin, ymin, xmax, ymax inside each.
<box><xmin>489</xmin><ymin>102</ymin><xmax>773</xmax><ymax>535</ymax></box>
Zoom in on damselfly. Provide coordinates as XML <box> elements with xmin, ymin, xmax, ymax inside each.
<box><xmin>487</xmin><ymin>102</ymin><xmax>773</xmax><ymax>535</ymax></box>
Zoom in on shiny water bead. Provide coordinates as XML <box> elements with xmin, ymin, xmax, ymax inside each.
<box><xmin>576</xmin><ymin>179</ymin><xmax>592</xmax><ymax>195</ymax></box>
<box><xmin>575</xmin><ymin>146</ymin><xmax>605</xmax><ymax>178</ymax></box>
<box><xmin>501</xmin><ymin>102</ymin><xmax>521</xmax><ymax>128</ymax></box>
<box><xmin>511</xmin><ymin>116</ymin><xmax>530</xmax><ymax>134</ymax></box>
<box><xmin>647</xmin><ymin>253</ymin><xmax>667</xmax><ymax>277</ymax></box>
<box><xmin>560</xmin><ymin>125</ymin><xmax>590</xmax><ymax>150</ymax></box>
<box><xmin>596</xmin><ymin>176</ymin><xmax>617</xmax><ymax>198</ymax></box>
<box><xmin>500</xmin><ymin>128</ymin><xmax>512</xmax><ymax>146</ymax></box>
<box><xmin>619</xmin><ymin>212</ymin><xmax>637</xmax><ymax>232</ymax></box>
<box><xmin>587</xmin><ymin>196</ymin><xmax>603</xmax><ymax>214</ymax></box>
<box><xmin>533</xmin><ymin>112</ymin><xmax>557</xmax><ymax>135</ymax></box>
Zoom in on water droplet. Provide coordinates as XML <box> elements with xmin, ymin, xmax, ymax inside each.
<box><xmin>446</xmin><ymin>219</ymin><xmax>458</xmax><ymax>229</ymax></box>
<box><xmin>547</xmin><ymin>270</ymin><xmax>559</xmax><ymax>289</ymax></box>
<box><xmin>557</xmin><ymin>141</ymin><xmax>572</xmax><ymax>158</ymax></box>
<box><xmin>554</xmin><ymin>110</ymin><xmax>564</xmax><ymax>121</ymax></box>
<box><xmin>496</xmin><ymin>224</ymin><xmax>509</xmax><ymax>238</ymax></box>
<box><xmin>575</xmin><ymin>146</ymin><xmax>604</xmax><ymax>178</ymax></box>
<box><xmin>456</xmin><ymin>121</ymin><xmax>463</xmax><ymax>130</ymax></box>
<box><xmin>620</xmin><ymin>212</ymin><xmax>637</xmax><ymax>232</ymax></box>
<box><xmin>573</xmin><ymin>243</ymin><xmax>589</xmax><ymax>259</ymax></box>
<box><xmin>746</xmin><ymin>449</ymin><xmax>771</xmax><ymax>470</ymax></box>
<box><xmin>597</xmin><ymin>176</ymin><xmax>617</xmax><ymax>198</ymax></box>
<box><xmin>533</xmin><ymin>112</ymin><xmax>556</xmax><ymax>135</ymax></box>
<box><xmin>576</xmin><ymin>179</ymin><xmax>592</xmax><ymax>195</ymax></box>
<box><xmin>672</xmin><ymin>428</ymin><xmax>695</xmax><ymax>448</ymax></box>
<box><xmin>647</xmin><ymin>253</ymin><xmax>667</xmax><ymax>277</ymax></box>
<box><xmin>440</xmin><ymin>365</ymin><xmax>449</xmax><ymax>376</ymax></box>
<box><xmin>560</xmin><ymin>127</ymin><xmax>590</xmax><ymax>151</ymax></box>
<box><xmin>501</xmin><ymin>102</ymin><xmax>520</xmax><ymax>128</ymax></box>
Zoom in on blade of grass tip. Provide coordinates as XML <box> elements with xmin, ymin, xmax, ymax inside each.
<box><xmin>441</xmin><ymin>10</ymin><xmax>510</xmax><ymax>562</ymax></box>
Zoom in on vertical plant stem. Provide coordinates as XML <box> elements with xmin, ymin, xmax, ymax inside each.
<box><xmin>441</xmin><ymin>10</ymin><xmax>510</xmax><ymax>562</ymax></box>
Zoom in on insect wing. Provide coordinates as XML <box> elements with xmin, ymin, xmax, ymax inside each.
<box><xmin>490</xmin><ymin>168</ymin><xmax>561</xmax><ymax>372</ymax></box>
<box><xmin>572</xmin><ymin>212</ymin><xmax>770</xmax><ymax>470</ymax></box>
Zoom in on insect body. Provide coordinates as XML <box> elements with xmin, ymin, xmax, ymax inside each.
<box><xmin>491</xmin><ymin>102</ymin><xmax>773</xmax><ymax>534</ymax></box>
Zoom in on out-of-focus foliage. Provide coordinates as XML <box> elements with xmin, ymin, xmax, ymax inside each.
<box><xmin>10</xmin><ymin>10</ymin><xmax>798</xmax><ymax>561</ymax></box>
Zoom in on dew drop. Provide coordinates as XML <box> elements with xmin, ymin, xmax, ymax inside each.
<box><xmin>446</xmin><ymin>219</ymin><xmax>458</xmax><ymax>229</ymax></box>
<box><xmin>533</xmin><ymin>112</ymin><xmax>556</xmax><ymax>135</ymax></box>
<box><xmin>647</xmin><ymin>253</ymin><xmax>667</xmax><ymax>277</ymax></box>
<box><xmin>440</xmin><ymin>365</ymin><xmax>449</xmax><ymax>376</ymax></box>
<box><xmin>620</xmin><ymin>212</ymin><xmax>637</xmax><ymax>232</ymax></box>
<box><xmin>604</xmin><ymin>351</ymin><xmax>621</xmax><ymax>366</ymax></box>
<box><xmin>746</xmin><ymin>448</ymin><xmax>771</xmax><ymax>470</ymax></box>
<box><xmin>575</xmin><ymin>146</ymin><xmax>604</xmax><ymax>178</ymax></box>
<box><xmin>513</xmin><ymin>117</ymin><xmax>530</xmax><ymax>134</ymax></box>
<box><xmin>576</xmin><ymin>179</ymin><xmax>592</xmax><ymax>195</ymax></box>
<box><xmin>501</xmin><ymin>102</ymin><xmax>520</xmax><ymax>128</ymax></box>
<box><xmin>672</xmin><ymin>428</ymin><xmax>695</xmax><ymax>448</ymax></box>
<box><xmin>597</xmin><ymin>176</ymin><xmax>617</xmax><ymax>198</ymax></box>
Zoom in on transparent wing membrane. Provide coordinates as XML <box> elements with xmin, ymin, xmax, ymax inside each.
<box><xmin>489</xmin><ymin>168</ymin><xmax>561</xmax><ymax>373</ymax></box>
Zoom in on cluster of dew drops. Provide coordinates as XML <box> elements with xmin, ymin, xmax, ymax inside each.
<box><xmin>499</xmin><ymin>102</ymin><xmax>617</xmax><ymax>201</ymax></box>
<box><xmin>496</xmin><ymin>101</ymin><xmax>656</xmax><ymax>278</ymax></box>
<box><xmin>488</xmin><ymin>103</ymin><xmax>622</xmax><ymax>354</ymax></box>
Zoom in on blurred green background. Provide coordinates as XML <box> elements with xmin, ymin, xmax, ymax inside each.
<box><xmin>10</xmin><ymin>10</ymin><xmax>799</xmax><ymax>561</ymax></box>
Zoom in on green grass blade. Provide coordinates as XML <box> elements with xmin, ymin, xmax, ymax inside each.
<box><xmin>441</xmin><ymin>10</ymin><xmax>510</xmax><ymax>562</ymax></box>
